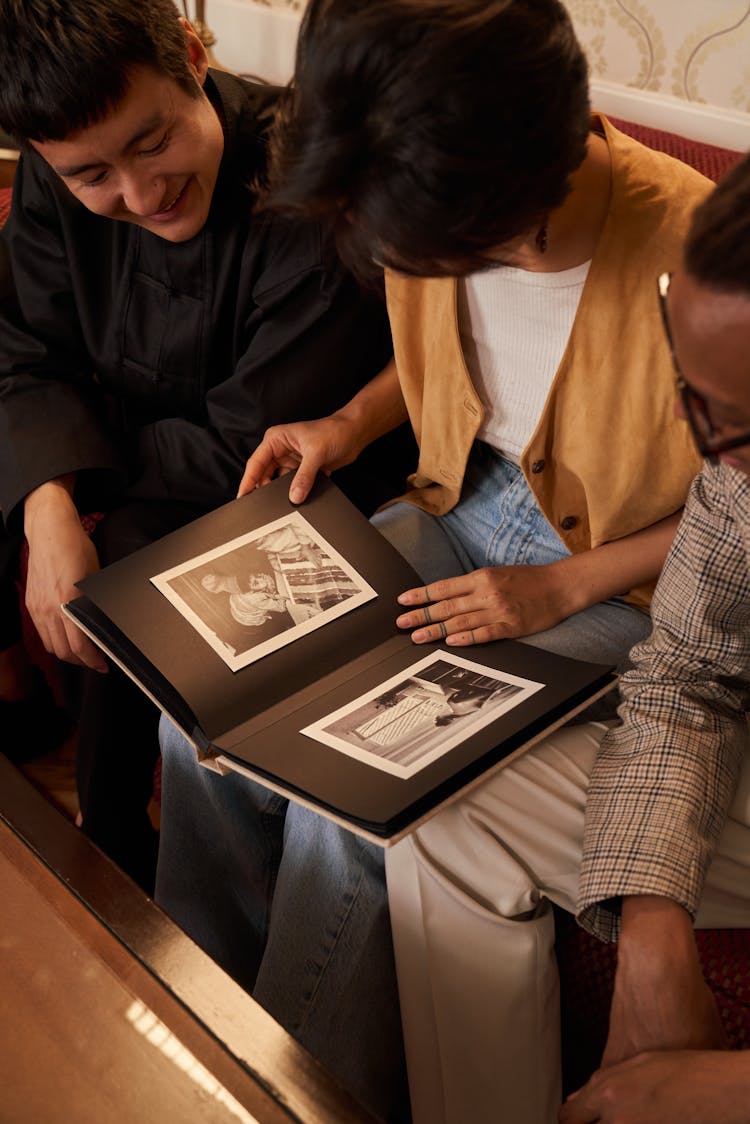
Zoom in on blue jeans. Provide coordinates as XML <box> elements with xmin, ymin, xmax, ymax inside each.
<box><xmin>156</xmin><ymin>445</ymin><xmax>650</xmax><ymax>1121</ymax></box>
<box><xmin>373</xmin><ymin>442</ymin><xmax>651</xmax><ymax>673</ymax></box>
<box><xmin>155</xmin><ymin>717</ymin><xmax>409</xmax><ymax>1123</ymax></box>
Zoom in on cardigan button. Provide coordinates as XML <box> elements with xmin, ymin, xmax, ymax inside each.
<box><xmin>531</xmin><ymin>459</ymin><xmax>545</xmax><ymax>474</ymax></box>
<box><xmin>560</xmin><ymin>515</ymin><xmax>577</xmax><ymax>531</ymax></box>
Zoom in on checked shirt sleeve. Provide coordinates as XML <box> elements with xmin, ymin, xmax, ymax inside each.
<box><xmin>578</xmin><ymin>462</ymin><xmax>750</xmax><ymax>940</ymax></box>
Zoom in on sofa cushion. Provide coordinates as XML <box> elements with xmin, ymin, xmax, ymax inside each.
<box><xmin>0</xmin><ymin>185</ymin><xmax>11</xmax><ymax>227</ymax></box>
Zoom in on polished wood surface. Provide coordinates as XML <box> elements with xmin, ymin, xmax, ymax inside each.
<box><xmin>0</xmin><ymin>755</ymin><xmax>377</xmax><ymax>1124</ymax></box>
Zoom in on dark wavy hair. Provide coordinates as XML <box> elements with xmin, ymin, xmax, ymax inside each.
<box><xmin>266</xmin><ymin>0</ymin><xmax>591</xmax><ymax>280</ymax></box>
<box><xmin>0</xmin><ymin>0</ymin><xmax>200</xmax><ymax>143</ymax></box>
<box><xmin>685</xmin><ymin>151</ymin><xmax>750</xmax><ymax>295</ymax></box>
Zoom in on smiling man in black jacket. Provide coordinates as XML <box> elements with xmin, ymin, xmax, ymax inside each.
<box><xmin>0</xmin><ymin>0</ymin><xmax>406</xmax><ymax>890</ymax></box>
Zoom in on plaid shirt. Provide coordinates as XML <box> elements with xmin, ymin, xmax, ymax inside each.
<box><xmin>578</xmin><ymin>460</ymin><xmax>750</xmax><ymax>940</ymax></box>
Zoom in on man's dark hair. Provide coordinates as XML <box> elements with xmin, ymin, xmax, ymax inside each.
<box><xmin>685</xmin><ymin>151</ymin><xmax>750</xmax><ymax>295</ymax></box>
<box><xmin>0</xmin><ymin>0</ymin><xmax>200</xmax><ymax>143</ymax></box>
<box><xmin>267</xmin><ymin>0</ymin><xmax>590</xmax><ymax>279</ymax></box>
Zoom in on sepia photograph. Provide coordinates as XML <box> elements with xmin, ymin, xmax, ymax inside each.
<box><xmin>150</xmin><ymin>511</ymin><xmax>376</xmax><ymax>670</ymax></box>
<box><xmin>301</xmin><ymin>652</ymin><xmax>544</xmax><ymax>778</ymax></box>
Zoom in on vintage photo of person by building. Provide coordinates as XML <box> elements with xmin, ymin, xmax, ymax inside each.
<box><xmin>302</xmin><ymin>652</ymin><xmax>544</xmax><ymax>777</ymax></box>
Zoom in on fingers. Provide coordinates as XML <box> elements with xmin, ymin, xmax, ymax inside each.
<box><xmin>396</xmin><ymin>587</ymin><xmax>527</xmax><ymax>645</ymax></box>
<box><xmin>288</xmin><ymin>458</ymin><xmax>320</xmax><ymax>505</ymax></box>
<box><xmin>397</xmin><ymin>578</ymin><xmax>463</xmax><ymax>607</ymax></box>
<box><xmin>32</xmin><ymin>603</ymin><xmax>108</xmax><ymax>671</ymax></box>
<box><xmin>396</xmin><ymin>579</ymin><xmax>478</xmax><ymax>643</ymax></box>
<box><xmin>396</xmin><ymin>569</ymin><xmax>538</xmax><ymax>645</ymax></box>
<box><xmin>63</xmin><ymin>617</ymin><xmax>109</xmax><ymax>672</ymax></box>
<box><xmin>238</xmin><ymin>432</ymin><xmax>330</xmax><ymax>503</ymax></box>
<box><xmin>396</xmin><ymin>581</ymin><xmax>462</xmax><ymax>641</ymax></box>
<box><xmin>557</xmin><ymin>1071</ymin><xmax>615</xmax><ymax>1124</ymax></box>
<box><xmin>237</xmin><ymin>444</ymin><xmax>279</xmax><ymax>497</ymax></box>
<box><xmin>396</xmin><ymin>597</ymin><xmax>462</xmax><ymax>642</ymax></box>
<box><xmin>395</xmin><ymin>600</ymin><xmax>501</xmax><ymax>646</ymax></box>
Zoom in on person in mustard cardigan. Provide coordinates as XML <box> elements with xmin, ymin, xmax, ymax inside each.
<box><xmin>238</xmin><ymin>1</ymin><xmax>706</xmax><ymax>678</ymax></box>
<box><xmin>155</xmin><ymin>2</ymin><xmax>723</xmax><ymax>1122</ymax></box>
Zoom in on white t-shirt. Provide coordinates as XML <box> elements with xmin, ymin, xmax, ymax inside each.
<box><xmin>457</xmin><ymin>259</ymin><xmax>591</xmax><ymax>461</ymax></box>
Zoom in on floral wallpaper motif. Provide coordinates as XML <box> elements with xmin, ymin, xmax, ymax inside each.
<box><xmin>566</xmin><ymin>0</ymin><xmax>750</xmax><ymax>112</ymax></box>
<box><xmin>213</xmin><ymin>0</ymin><xmax>750</xmax><ymax>115</ymax></box>
<box><xmin>243</xmin><ymin>0</ymin><xmax>306</xmax><ymax>10</ymax></box>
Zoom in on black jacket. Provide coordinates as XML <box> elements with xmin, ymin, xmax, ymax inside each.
<box><xmin>0</xmin><ymin>71</ymin><xmax>400</xmax><ymax>529</ymax></box>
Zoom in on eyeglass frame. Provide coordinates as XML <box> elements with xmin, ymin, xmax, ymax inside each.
<box><xmin>657</xmin><ymin>271</ymin><xmax>750</xmax><ymax>459</ymax></box>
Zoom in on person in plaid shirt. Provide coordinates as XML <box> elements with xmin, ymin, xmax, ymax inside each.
<box><xmin>555</xmin><ymin>152</ymin><xmax>750</xmax><ymax>1124</ymax></box>
<box><xmin>384</xmin><ymin>151</ymin><xmax>750</xmax><ymax>1124</ymax></box>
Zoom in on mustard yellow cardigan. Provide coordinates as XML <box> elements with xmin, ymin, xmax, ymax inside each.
<box><xmin>385</xmin><ymin>115</ymin><xmax>709</xmax><ymax>610</ymax></box>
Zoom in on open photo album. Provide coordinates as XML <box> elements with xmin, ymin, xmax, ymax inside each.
<box><xmin>64</xmin><ymin>476</ymin><xmax>615</xmax><ymax>844</ymax></box>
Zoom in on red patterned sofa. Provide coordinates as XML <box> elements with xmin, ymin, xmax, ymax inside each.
<box><xmin>556</xmin><ymin>907</ymin><xmax>750</xmax><ymax>1093</ymax></box>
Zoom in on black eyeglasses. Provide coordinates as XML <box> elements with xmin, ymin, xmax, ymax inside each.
<box><xmin>658</xmin><ymin>271</ymin><xmax>750</xmax><ymax>458</ymax></box>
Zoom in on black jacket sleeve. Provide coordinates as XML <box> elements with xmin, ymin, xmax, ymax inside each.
<box><xmin>0</xmin><ymin>154</ymin><xmax>125</xmax><ymax>529</ymax></box>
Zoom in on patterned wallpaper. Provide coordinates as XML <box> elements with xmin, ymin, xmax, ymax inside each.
<box><xmin>238</xmin><ymin>0</ymin><xmax>305</xmax><ymax>11</ymax></box>
<box><xmin>242</xmin><ymin>0</ymin><xmax>750</xmax><ymax>114</ymax></box>
<box><xmin>566</xmin><ymin>0</ymin><xmax>750</xmax><ymax>113</ymax></box>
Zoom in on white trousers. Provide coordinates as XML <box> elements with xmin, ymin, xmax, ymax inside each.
<box><xmin>385</xmin><ymin>723</ymin><xmax>750</xmax><ymax>1124</ymax></box>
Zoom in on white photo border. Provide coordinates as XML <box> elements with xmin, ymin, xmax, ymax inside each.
<box><xmin>149</xmin><ymin>510</ymin><xmax>376</xmax><ymax>671</ymax></box>
<box><xmin>301</xmin><ymin>650</ymin><xmax>545</xmax><ymax>778</ymax></box>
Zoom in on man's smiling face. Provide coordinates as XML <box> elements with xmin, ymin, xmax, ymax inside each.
<box><xmin>30</xmin><ymin>34</ymin><xmax>224</xmax><ymax>243</ymax></box>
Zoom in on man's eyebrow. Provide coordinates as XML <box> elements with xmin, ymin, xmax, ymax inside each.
<box><xmin>55</xmin><ymin>113</ymin><xmax>167</xmax><ymax>177</ymax></box>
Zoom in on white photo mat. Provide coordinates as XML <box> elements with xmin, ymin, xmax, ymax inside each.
<box><xmin>302</xmin><ymin>650</ymin><xmax>545</xmax><ymax>779</ymax></box>
<box><xmin>150</xmin><ymin>510</ymin><xmax>376</xmax><ymax>671</ymax></box>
